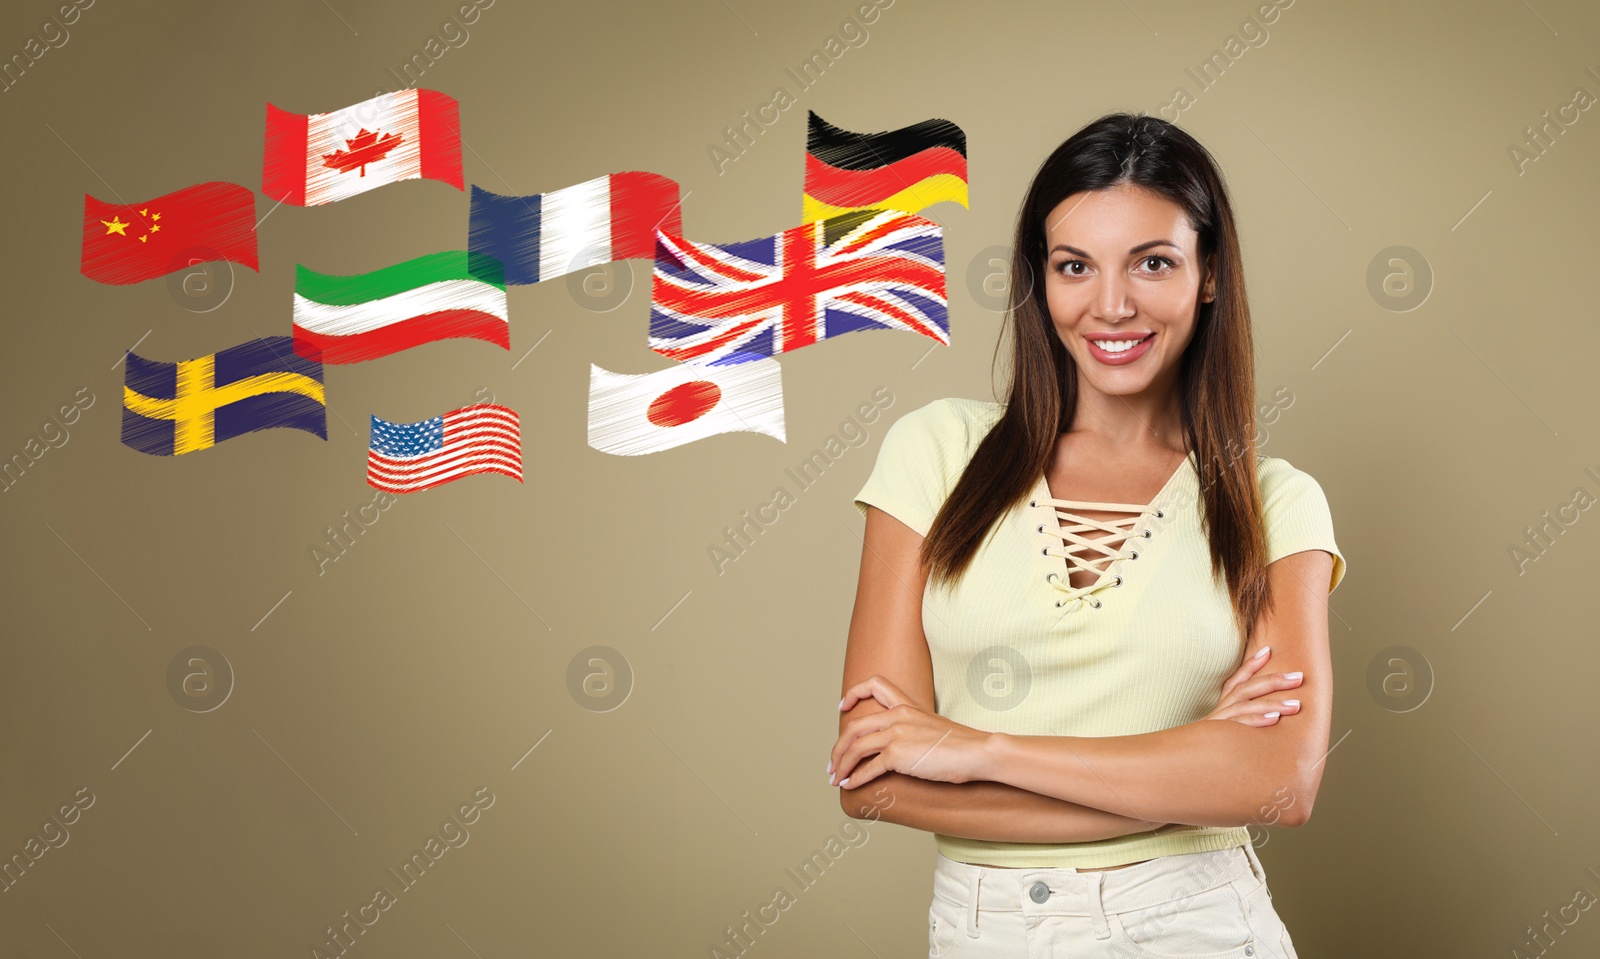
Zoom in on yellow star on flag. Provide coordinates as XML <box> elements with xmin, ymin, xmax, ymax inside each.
<box><xmin>103</xmin><ymin>216</ymin><xmax>129</xmax><ymax>236</ymax></box>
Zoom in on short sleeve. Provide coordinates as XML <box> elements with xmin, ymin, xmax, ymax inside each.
<box><xmin>853</xmin><ymin>399</ymin><xmax>967</xmax><ymax>538</ymax></box>
<box><xmin>1259</xmin><ymin>459</ymin><xmax>1347</xmax><ymax>594</ymax></box>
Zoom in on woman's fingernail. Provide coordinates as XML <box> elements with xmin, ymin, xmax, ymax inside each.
<box><xmin>1254</xmin><ymin>646</ymin><xmax>1270</xmax><ymax>659</ymax></box>
<box><xmin>829</xmin><ymin>774</ymin><xmax>836</xmax><ymax>786</ymax></box>
<box><xmin>840</xmin><ymin>778</ymin><xmax>850</xmax><ymax>786</ymax></box>
<box><xmin>838</xmin><ymin>697</ymin><xmax>847</xmax><ymax>711</ymax></box>
<box><xmin>1285</xmin><ymin>671</ymin><xmax>1303</xmax><ymax>680</ymax></box>
<box><xmin>1263</xmin><ymin>711</ymin><xmax>1280</xmax><ymax>719</ymax></box>
<box><xmin>1283</xmin><ymin>699</ymin><xmax>1299</xmax><ymax>708</ymax></box>
<box><xmin>827</xmin><ymin>760</ymin><xmax>833</xmax><ymax>774</ymax></box>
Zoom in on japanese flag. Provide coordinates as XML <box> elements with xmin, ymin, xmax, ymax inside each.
<box><xmin>587</xmin><ymin>358</ymin><xmax>786</xmax><ymax>455</ymax></box>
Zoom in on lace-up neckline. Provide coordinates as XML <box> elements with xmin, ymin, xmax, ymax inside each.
<box><xmin>1030</xmin><ymin>451</ymin><xmax>1192</xmax><ymax>612</ymax></box>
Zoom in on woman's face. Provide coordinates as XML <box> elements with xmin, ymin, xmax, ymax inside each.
<box><xmin>1041</xmin><ymin>182</ymin><xmax>1214</xmax><ymax>399</ymax></box>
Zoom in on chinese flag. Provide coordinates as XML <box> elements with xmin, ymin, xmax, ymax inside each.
<box><xmin>80</xmin><ymin>181</ymin><xmax>259</xmax><ymax>285</ymax></box>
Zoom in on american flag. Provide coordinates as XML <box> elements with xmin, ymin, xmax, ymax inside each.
<box><xmin>648</xmin><ymin>208</ymin><xmax>948</xmax><ymax>367</ymax></box>
<box><xmin>367</xmin><ymin>404</ymin><xmax>522</xmax><ymax>493</ymax></box>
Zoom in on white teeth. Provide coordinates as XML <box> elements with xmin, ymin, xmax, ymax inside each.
<box><xmin>1094</xmin><ymin>335</ymin><xmax>1149</xmax><ymax>353</ymax></box>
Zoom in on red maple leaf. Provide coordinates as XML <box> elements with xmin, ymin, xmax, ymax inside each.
<box><xmin>322</xmin><ymin>128</ymin><xmax>404</xmax><ymax>177</ymax></box>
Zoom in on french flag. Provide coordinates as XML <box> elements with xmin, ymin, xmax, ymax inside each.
<box><xmin>467</xmin><ymin>172</ymin><xmax>684</xmax><ymax>285</ymax></box>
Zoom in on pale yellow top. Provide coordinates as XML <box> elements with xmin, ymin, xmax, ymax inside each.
<box><xmin>851</xmin><ymin>397</ymin><xmax>1347</xmax><ymax>867</ymax></box>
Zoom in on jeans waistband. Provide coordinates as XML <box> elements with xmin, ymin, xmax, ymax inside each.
<box><xmin>933</xmin><ymin>842</ymin><xmax>1262</xmax><ymax>920</ymax></box>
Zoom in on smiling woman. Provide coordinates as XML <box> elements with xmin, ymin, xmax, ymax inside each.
<box><xmin>835</xmin><ymin>113</ymin><xmax>1344</xmax><ymax>958</ymax></box>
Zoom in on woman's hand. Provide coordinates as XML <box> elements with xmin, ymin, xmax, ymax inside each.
<box><xmin>830</xmin><ymin>675</ymin><xmax>992</xmax><ymax>790</ymax></box>
<box><xmin>1203</xmin><ymin>645</ymin><xmax>1305</xmax><ymax>726</ymax></box>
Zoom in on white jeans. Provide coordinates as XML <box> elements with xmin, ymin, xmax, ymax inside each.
<box><xmin>929</xmin><ymin>843</ymin><xmax>1300</xmax><ymax>958</ymax></box>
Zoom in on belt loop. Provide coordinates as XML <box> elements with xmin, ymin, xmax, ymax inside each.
<box><xmin>966</xmin><ymin>869</ymin><xmax>980</xmax><ymax>937</ymax></box>
<box><xmin>1244</xmin><ymin>842</ymin><xmax>1269</xmax><ymax>888</ymax></box>
<box><xmin>1089</xmin><ymin>872</ymin><xmax>1111</xmax><ymax>939</ymax></box>
<box><xmin>1241</xmin><ymin>845</ymin><xmax>1267</xmax><ymax>896</ymax></box>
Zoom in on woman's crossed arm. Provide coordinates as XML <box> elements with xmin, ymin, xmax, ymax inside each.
<box><xmin>837</xmin><ymin>505</ymin><xmax>1318</xmax><ymax>838</ymax></box>
<box><xmin>835</xmin><ymin>527</ymin><xmax>1335</xmax><ymax>830</ymax></box>
<box><xmin>839</xmin><ymin>506</ymin><xmax>1161</xmax><ymax>842</ymax></box>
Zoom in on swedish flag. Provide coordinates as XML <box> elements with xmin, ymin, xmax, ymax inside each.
<box><xmin>122</xmin><ymin>336</ymin><xmax>326</xmax><ymax>455</ymax></box>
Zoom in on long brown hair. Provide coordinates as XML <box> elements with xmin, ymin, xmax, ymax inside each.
<box><xmin>921</xmin><ymin>112</ymin><xmax>1274</xmax><ymax>641</ymax></box>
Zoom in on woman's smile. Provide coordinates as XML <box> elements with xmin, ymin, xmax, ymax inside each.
<box><xmin>1084</xmin><ymin>330</ymin><xmax>1157</xmax><ymax>365</ymax></box>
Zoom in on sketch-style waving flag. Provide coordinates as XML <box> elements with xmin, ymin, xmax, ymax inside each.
<box><xmin>587</xmin><ymin>358</ymin><xmax>785</xmax><ymax>456</ymax></box>
<box><xmin>802</xmin><ymin>112</ymin><xmax>968</xmax><ymax>224</ymax></box>
<box><xmin>649</xmin><ymin>208</ymin><xmax>948</xmax><ymax>368</ymax></box>
<box><xmin>264</xmin><ymin>89</ymin><xmax>463</xmax><ymax>206</ymax></box>
<box><xmin>121</xmin><ymin>336</ymin><xmax>325</xmax><ymax>456</ymax></box>
<box><xmin>367</xmin><ymin>404</ymin><xmax>522</xmax><ymax>493</ymax></box>
<box><xmin>81</xmin><ymin>181</ymin><xmax>258</xmax><ymax>285</ymax></box>
<box><xmin>467</xmin><ymin>172</ymin><xmax>683</xmax><ymax>285</ymax></box>
<box><xmin>292</xmin><ymin>252</ymin><xmax>508</xmax><ymax>364</ymax></box>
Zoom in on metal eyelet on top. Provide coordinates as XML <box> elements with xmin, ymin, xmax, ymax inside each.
<box><xmin>1112</xmin><ymin>575</ymin><xmax>1122</xmax><ymax>587</ymax></box>
<box><xmin>1089</xmin><ymin>599</ymin><xmax>1101</xmax><ymax>608</ymax></box>
<box><xmin>1142</xmin><ymin>529</ymin><xmax>1152</xmax><ymax>539</ymax></box>
<box><xmin>1041</xmin><ymin>547</ymin><xmax>1050</xmax><ymax>556</ymax></box>
<box><xmin>1129</xmin><ymin>549</ymin><xmax>1140</xmax><ymax>560</ymax></box>
<box><xmin>1054</xmin><ymin>599</ymin><xmax>1065</xmax><ymax>607</ymax></box>
<box><xmin>1046</xmin><ymin>572</ymin><xmax>1058</xmax><ymax>584</ymax></box>
<box><xmin>1029</xmin><ymin>499</ymin><xmax>1037</xmax><ymax>508</ymax></box>
<box><xmin>1155</xmin><ymin>509</ymin><xmax>1165</xmax><ymax>518</ymax></box>
<box><xmin>1037</xmin><ymin>524</ymin><xmax>1045</xmax><ymax>533</ymax></box>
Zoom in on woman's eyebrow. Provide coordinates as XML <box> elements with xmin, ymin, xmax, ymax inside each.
<box><xmin>1048</xmin><ymin>240</ymin><xmax>1178</xmax><ymax>257</ymax></box>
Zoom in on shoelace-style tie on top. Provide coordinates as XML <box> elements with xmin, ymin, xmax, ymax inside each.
<box><xmin>1030</xmin><ymin>495</ymin><xmax>1164</xmax><ymax>610</ymax></box>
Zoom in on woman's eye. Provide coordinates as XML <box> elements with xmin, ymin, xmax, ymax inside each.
<box><xmin>1054</xmin><ymin>256</ymin><xmax>1173</xmax><ymax>276</ymax></box>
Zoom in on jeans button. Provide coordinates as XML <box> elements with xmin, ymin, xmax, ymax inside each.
<box><xmin>1028</xmin><ymin>881</ymin><xmax>1050</xmax><ymax>903</ymax></box>
<box><xmin>1245</xmin><ymin>946</ymin><xmax>1254</xmax><ymax>956</ymax></box>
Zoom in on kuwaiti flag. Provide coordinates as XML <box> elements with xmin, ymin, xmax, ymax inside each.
<box><xmin>587</xmin><ymin>358</ymin><xmax>784</xmax><ymax>456</ymax></box>
<box><xmin>264</xmin><ymin>89</ymin><xmax>463</xmax><ymax>206</ymax></box>
<box><xmin>291</xmin><ymin>251</ymin><xmax>508</xmax><ymax>364</ymax></box>
<box><xmin>467</xmin><ymin>172</ymin><xmax>683</xmax><ymax>285</ymax></box>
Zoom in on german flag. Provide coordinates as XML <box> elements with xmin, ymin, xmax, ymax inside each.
<box><xmin>802</xmin><ymin>112</ymin><xmax>968</xmax><ymax>224</ymax></box>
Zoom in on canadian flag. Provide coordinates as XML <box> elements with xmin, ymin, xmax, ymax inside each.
<box><xmin>587</xmin><ymin>359</ymin><xmax>786</xmax><ymax>456</ymax></box>
<box><xmin>263</xmin><ymin>89</ymin><xmax>463</xmax><ymax>206</ymax></box>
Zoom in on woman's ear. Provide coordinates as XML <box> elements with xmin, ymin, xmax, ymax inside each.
<box><xmin>1201</xmin><ymin>255</ymin><xmax>1218</xmax><ymax>303</ymax></box>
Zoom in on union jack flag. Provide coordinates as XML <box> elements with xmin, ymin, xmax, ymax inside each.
<box><xmin>648</xmin><ymin>208</ymin><xmax>948</xmax><ymax>367</ymax></box>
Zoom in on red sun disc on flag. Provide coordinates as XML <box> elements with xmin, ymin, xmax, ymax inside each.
<box><xmin>647</xmin><ymin>381</ymin><xmax>722</xmax><ymax>427</ymax></box>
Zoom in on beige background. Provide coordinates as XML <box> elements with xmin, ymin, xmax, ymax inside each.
<box><xmin>3</xmin><ymin>0</ymin><xmax>1598</xmax><ymax>955</ymax></box>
